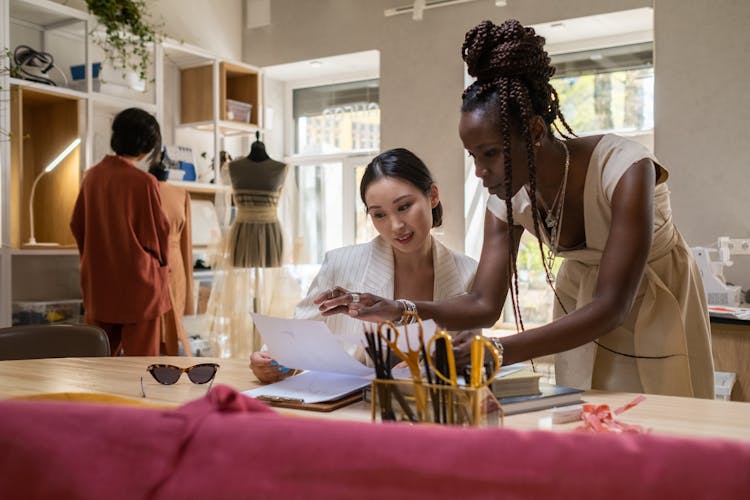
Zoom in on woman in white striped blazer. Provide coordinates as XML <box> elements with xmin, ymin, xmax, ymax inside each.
<box><xmin>251</xmin><ymin>148</ymin><xmax>477</xmax><ymax>383</ymax></box>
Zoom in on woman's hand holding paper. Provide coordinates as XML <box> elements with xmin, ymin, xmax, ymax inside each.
<box><xmin>249</xmin><ymin>352</ymin><xmax>291</xmax><ymax>384</ymax></box>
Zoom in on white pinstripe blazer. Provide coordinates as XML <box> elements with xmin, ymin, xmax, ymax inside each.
<box><xmin>294</xmin><ymin>235</ymin><xmax>478</xmax><ymax>359</ymax></box>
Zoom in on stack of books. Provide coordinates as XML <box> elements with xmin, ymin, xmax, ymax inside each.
<box><xmin>491</xmin><ymin>364</ymin><xmax>584</xmax><ymax>415</ymax></box>
<box><xmin>498</xmin><ymin>384</ymin><xmax>584</xmax><ymax>415</ymax></box>
<box><xmin>490</xmin><ymin>368</ymin><xmax>542</xmax><ymax>398</ymax></box>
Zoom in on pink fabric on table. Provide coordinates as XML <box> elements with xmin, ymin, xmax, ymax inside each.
<box><xmin>0</xmin><ymin>385</ymin><xmax>748</xmax><ymax>500</ymax></box>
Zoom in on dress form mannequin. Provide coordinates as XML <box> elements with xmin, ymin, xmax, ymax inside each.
<box><xmin>207</xmin><ymin>133</ymin><xmax>298</xmax><ymax>359</ymax></box>
<box><xmin>227</xmin><ymin>132</ymin><xmax>288</xmax><ymax>268</ymax></box>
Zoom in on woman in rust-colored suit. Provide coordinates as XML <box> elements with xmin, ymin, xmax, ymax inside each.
<box><xmin>149</xmin><ymin>161</ymin><xmax>194</xmax><ymax>356</ymax></box>
<box><xmin>70</xmin><ymin>108</ymin><xmax>171</xmax><ymax>356</ymax></box>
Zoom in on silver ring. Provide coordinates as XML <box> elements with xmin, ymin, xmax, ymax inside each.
<box><xmin>351</xmin><ymin>293</ymin><xmax>361</xmax><ymax>304</ymax></box>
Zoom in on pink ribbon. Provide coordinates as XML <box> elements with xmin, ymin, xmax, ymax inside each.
<box><xmin>578</xmin><ymin>395</ymin><xmax>649</xmax><ymax>434</ymax></box>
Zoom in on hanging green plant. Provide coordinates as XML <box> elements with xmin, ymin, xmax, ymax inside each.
<box><xmin>86</xmin><ymin>0</ymin><xmax>163</xmax><ymax>83</ymax></box>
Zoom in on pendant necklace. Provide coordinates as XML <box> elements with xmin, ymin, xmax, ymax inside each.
<box><xmin>540</xmin><ymin>140</ymin><xmax>570</xmax><ymax>278</ymax></box>
<box><xmin>539</xmin><ymin>186</ymin><xmax>563</xmax><ymax>229</ymax></box>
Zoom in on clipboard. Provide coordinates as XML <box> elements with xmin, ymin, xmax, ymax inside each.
<box><xmin>257</xmin><ymin>390</ymin><xmax>364</xmax><ymax>412</ymax></box>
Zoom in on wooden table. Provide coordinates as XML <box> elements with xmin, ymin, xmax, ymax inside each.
<box><xmin>1</xmin><ymin>356</ymin><xmax>749</xmax><ymax>442</ymax></box>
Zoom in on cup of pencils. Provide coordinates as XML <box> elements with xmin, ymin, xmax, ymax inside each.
<box><xmin>364</xmin><ymin>312</ymin><xmax>502</xmax><ymax>427</ymax></box>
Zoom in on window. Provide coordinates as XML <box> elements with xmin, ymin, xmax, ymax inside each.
<box><xmin>292</xmin><ymin>158</ymin><xmax>377</xmax><ymax>265</ymax></box>
<box><xmin>293</xmin><ymin>79</ymin><xmax>380</xmax><ymax>155</ymax></box>
<box><xmin>290</xmin><ymin>79</ymin><xmax>380</xmax><ymax>265</ymax></box>
<box><xmin>551</xmin><ymin>43</ymin><xmax>654</xmax><ymax>134</ymax></box>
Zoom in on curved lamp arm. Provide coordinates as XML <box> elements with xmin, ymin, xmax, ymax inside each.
<box><xmin>26</xmin><ymin>137</ymin><xmax>81</xmax><ymax>246</ymax></box>
<box><xmin>27</xmin><ymin>170</ymin><xmax>46</xmax><ymax>245</ymax></box>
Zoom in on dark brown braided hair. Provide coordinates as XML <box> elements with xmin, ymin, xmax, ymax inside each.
<box><xmin>461</xmin><ymin>19</ymin><xmax>575</xmax><ymax>332</ymax></box>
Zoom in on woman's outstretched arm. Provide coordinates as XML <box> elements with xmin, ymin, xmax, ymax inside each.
<box><xmin>318</xmin><ymin>209</ymin><xmax>521</xmax><ymax>329</ymax></box>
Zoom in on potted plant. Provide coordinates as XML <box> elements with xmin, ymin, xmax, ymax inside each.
<box><xmin>85</xmin><ymin>0</ymin><xmax>162</xmax><ymax>84</ymax></box>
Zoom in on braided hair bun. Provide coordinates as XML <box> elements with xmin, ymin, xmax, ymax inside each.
<box><xmin>463</xmin><ymin>19</ymin><xmax>552</xmax><ymax>82</ymax></box>
<box><xmin>461</xmin><ymin>19</ymin><xmax>572</xmax><ymax>134</ymax></box>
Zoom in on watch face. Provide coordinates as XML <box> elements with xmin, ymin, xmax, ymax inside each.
<box><xmin>490</xmin><ymin>338</ymin><xmax>503</xmax><ymax>353</ymax></box>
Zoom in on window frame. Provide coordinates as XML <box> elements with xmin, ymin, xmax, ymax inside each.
<box><xmin>282</xmin><ymin>73</ymin><xmax>380</xmax><ymax>264</ymax></box>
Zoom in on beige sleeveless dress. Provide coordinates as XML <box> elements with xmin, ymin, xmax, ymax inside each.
<box><xmin>487</xmin><ymin>135</ymin><xmax>714</xmax><ymax>398</ymax></box>
<box><xmin>157</xmin><ymin>182</ymin><xmax>193</xmax><ymax>356</ymax></box>
<box><xmin>227</xmin><ymin>158</ymin><xmax>288</xmax><ymax>268</ymax></box>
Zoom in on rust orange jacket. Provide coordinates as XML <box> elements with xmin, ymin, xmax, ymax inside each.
<box><xmin>70</xmin><ymin>155</ymin><xmax>171</xmax><ymax>323</ymax></box>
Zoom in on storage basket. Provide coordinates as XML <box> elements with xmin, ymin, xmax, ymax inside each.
<box><xmin>225</xmin><ymin>99</ymin><xmax>252</xmax><ymax>123</ymax></box>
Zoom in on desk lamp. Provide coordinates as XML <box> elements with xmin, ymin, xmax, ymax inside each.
<box><xmin>26</xmin><ymin>137</ymin><xmax>81</xmax><ymax>246</ymax></box>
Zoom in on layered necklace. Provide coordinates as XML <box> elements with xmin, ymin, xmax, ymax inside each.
<box><xmin>533</xmin><ymin>140</ymin><xmax>570</xmax><ymax>277</ymax></box>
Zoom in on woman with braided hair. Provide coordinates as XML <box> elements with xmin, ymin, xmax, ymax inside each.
<box><xmin>319</xmin><ymin>19</ymin><xmax>714</xmax><ymax>398</ymax></box>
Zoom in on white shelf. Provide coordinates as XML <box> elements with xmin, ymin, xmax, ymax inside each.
<box><xmin>162</xmin><ymin>39</ymin><xmax>216</xmax><ymax>69</ymax></box>
<box><xmin>12</xmin><ymin>248</ymin><xmax>79</xmax><ymax>256</ymax></box>
<box><xmin>177</xmin><ymin>120</ymin><xmax>260</xmax><ymax>137</ymax></box>
<box><xmin>10</xmin><ymin>0</ymin><xmax>90</xmax><ymax>27</ymax></box>
<box><xmin>167</xmin><ymin>180</ymin><xmax>231</xmax><ymax>194</ymax></box>
<box><xmin>9</xmin><ymin>78</ymin><xmax>88</xmax><ymax>100</ymax></box>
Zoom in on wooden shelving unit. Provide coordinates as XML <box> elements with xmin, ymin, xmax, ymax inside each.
<box><xmin>222</xmin><ymin>62</ymin><xmax>259</xmax><ymax>125</ymax></box>
<box><xmin>0</xmin><ymin>0</ymin><xmax>264</xmax><ymax>326</ymax></box>
<box><xmin>9</xmin><ymin>86</ymin><xmax>82</xmax><ymax>248</ymax></box>
<box><xmin>180</xmin><ymin>61</ymin><xmax>260</xmax><ymax>129</ymax></box>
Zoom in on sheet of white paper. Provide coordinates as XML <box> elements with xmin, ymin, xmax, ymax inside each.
<box><xmin>396</xmin><ymin>320</ymin><xmax>436</xmax><ymax>352</ymax></box>
<box><xmin>251</xmin><ymin>314</ymin><xmax>372</xmax><ymax>377</ymax></box>
<box><xmin>244</xmin><ymin>371</ymin><xmax>369</xmax><ymax>404</ymax></box>
<box><xmin>334</xmin><ymin>319</ymin><xmax>437</xmax><ymax>353</ymax></box>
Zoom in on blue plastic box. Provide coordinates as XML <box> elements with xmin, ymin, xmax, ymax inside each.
<box><xmin>70</xmin><ymin>62</ymin><xmax>102</xmax><ymax>80</ymax></box>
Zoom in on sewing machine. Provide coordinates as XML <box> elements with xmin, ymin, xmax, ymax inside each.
<box><xmin>692</xmin><ymin>237</ymin><xmax>750</xmax><ymax>306</ymax></box>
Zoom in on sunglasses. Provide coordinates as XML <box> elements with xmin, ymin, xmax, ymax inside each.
<box><xmin>140</xmin><ymin>363</ymin><xmax>220</xmax><ymax>398</ymax></box>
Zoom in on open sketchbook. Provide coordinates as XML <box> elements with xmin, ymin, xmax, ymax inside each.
<box><xmin>244</xmin><ymin>314</ymin><xmax>436</xmax><ymax>404</ymax></box>
<box><xmin>247</xmin><ymin>371</ymin><xmax>371</xmax><ymax>405</ymax></box>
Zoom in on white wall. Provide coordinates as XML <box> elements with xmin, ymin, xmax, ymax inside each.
<box><xmin>654</xmin><ymin>0</ymin><xmax>750</xmax><ymax>290</ymax></box>
<box><xmin>149</xmin><ymin>0</ymin><xmax>243</xmax><ymax>60</ymax></box>
<box><xmin>54</xmin><ymin>0</ymin><xmax>244</xmax><ymax>60</ymax></box>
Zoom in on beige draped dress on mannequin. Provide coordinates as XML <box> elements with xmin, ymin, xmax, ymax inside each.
<box><xmin>206</xmin><ymin>156</ymin><xmax>300</xmax><ymax>358</ymax></box>
<box><xmin>487</xmin><ymin>135</ymin><xmax>714</xmax><ymax>398</ymax></box>
<box><xmin>227</xmin><ymin>158</ymin><xmax>287</xmax><ymax>268</ymax></box>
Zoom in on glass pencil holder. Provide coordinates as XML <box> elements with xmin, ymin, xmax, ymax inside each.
<box><xmin>370</xmin><ymin>379</ymin><xmax>503</xmax><ymax>428</ymax></box>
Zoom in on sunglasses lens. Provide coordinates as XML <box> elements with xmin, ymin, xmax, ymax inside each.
<box><xmin>187</xmin><ymin>364</ymin><xmax>217</xmax><ymax>384</ymax></box>
<box><xmin>150</xmin><ymin>366</ymin><xmax>181</xmax><ymax>385</ymax></box>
